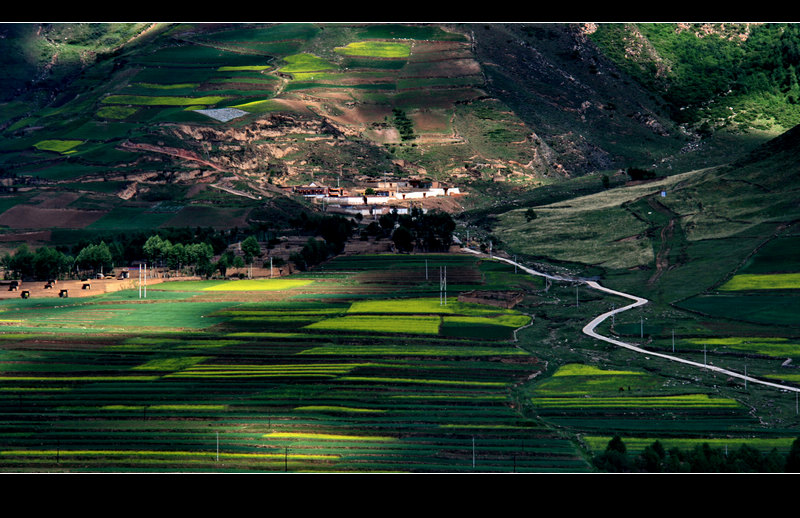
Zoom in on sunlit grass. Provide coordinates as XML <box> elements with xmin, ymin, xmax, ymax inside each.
<box><xmin>339</xmin><ymin>376</ymin><xmax>505</xmax><ymax>387</ymax></box>
<box><xmin>551</xmin><ymin>364</ymin><xmax>644</xmax><ymax>377</ymax></box>
<box><xmin>334</xmin><ymin>41</ymin><xmax>411</xmax><ymax>58</ymax></box>
<box><xmin>687</xmin><ymin>337</ymin><xmax>800</xmax><ymax>357</ymax></box>
<box><xmin>532</xmin><ymin>394</ymin><xmax>740</xmax><ymax>408</ymax></box>
<box><xmin>280</xmin><ymin>53</ymin><xmax>336</xmax><ymax>74</ymax></box>
<box><xmin>263</xmin><ymin>432</ymin><xmax>395</xmax><ymax>441</ymax></box>
<box><xmin>34</xmin><ymin>139</ymin><xmax>83</xmax><ymax>154</ymax></box>
<box><xmin>293</xmin><ymin>406</ymin><xmax>385</xmax><ymax>413</ymax></box>
<box><xmin>720</xmin><ymin>273</ymin><xmax>800</xmax><ymax>290</ymax></box>
<box><xmin>203</xmin><ymin>279</ymin><xmax>314</xmax><ymax>291</ymax></box>
<box><xmin>102</xmin><ymin>95</ymin><xmax>228</xmax><ymax>106</ymax></box>
<box><xmin>305</xmin><ymin>315</ymin><xmax>441</xmax><ymax>335</ymax></box>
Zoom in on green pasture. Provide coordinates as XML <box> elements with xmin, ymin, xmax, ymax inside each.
<box><xmin>677</xmin><ymin>293</ymin><xmax>800</xmax><ymax>326</ymax></box>
<box><xmin>0</xmin><ymin>249</ymin><xmax>792</xmax><ymax>472</ymax></box>
<box><xmin>346</xmin><ymin>297</ymin><xmax>517</xmax><ymax>316</ymax></box>
<box><xmin>305</xmin><ymin>315</ymin><xmax>442</xmax><ymax>335</ymax></box>
<box><xmin>0</xmin><ymin>299</ymin><xmax>233</xmax><ymax>332</ymax></box>
<box><xmin>739</xmin><ymin>236</ymin><xmax>800</xmax><ymax>274</ymax></box>
<box><xmin>102</xmin><ymin>95</ymin><xmax>228</xmax><ymax>107</ymax></box>
<box><xmin>197</xmin><ymin>23</ymin><xmax>320</xmax><ymax>44</ymax></box>
<box><xmin>279</xmin><ymin>53</ymin><xmax>336</xmax><ymax>74</ymax></box>
<box><xmin>686</xmin><ymin>337</ymin><xmax>800</xmax><ymax>358</ymax></box>
<box><xmin>33</xmin><ymin>139</ymin><xmax>84</xmax><ymax>154</ymax></box>
<box><xmin>354</xmin><ymin>24</ymin><xmax>467</xmax><ymax>41</ymax></box>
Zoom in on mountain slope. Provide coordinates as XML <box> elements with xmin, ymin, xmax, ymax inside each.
<box><xmin>0</xmin><ymin>22</ymin><xmax>799</xmax><ymax>243</ymax></box>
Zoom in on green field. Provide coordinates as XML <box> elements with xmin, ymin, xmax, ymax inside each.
<box><xmin>0</xmin><ymin>253</ymin><xmax>590</xmax><ymax>473</ymax></box>
<box><xmin>0</xmin><ymin>251</ymin><xmax>797</xmax><ymax>473</ymax></box>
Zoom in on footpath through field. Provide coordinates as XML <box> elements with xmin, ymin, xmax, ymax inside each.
<box><xmin>461</xmin><ymin>247</ymin><xmax>800</xmax><ymax>394</ymax></box>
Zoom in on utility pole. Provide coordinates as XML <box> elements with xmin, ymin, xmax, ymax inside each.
<box><xmin>439</xmin><ymin>266</ymin><xmax>447</xmax><ymax>305</ymax></box>
<box><xmin>472</xmin><ymin>436</ymin><xmax>475</xmax><ymax>469</ymax></box>
<box><xmin>672</xmin><ymin>329</ymin><xmax>675</xmax><ymax>353</ymax></box>
<box><xmin>640</xmin><ymin>316</ymin><xmax>644</xmax><ymax>339</ymax></box>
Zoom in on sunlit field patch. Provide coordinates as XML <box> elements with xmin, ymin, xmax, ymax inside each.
<box><xmin>298</xmin><ymin>344</ymin><xmax>526</xmax><ymax>356</ymax></box>
<box><xmin>687</xmin><ymin>337</ymin><xmax>800</xmax><ymax>357</ymax></box>
<box><xmin>720</xmin><ymin>273</ymin><xmax>800</xmax><ymax>290</ymax></box>
<box><xmin>166</xmin><ymin>363</ymin><xmax>366</xmax><ymax>378</ymax></box>
<box><xmin>280</xmin><ymin>53</ymin><xmax>336</xmax><ymax>74</ymax></box>
<box><xmin>346</xmin><ymin>297</ymin><xmax>517</xmax><ymax>316</ymax></box>
<box><xmin>34</xmin><ymin>139</ymin><xmax>83</xmax><ymax>154</ymax></box>
<box><xmin>339</xmin><ymin>376</ymin><xmax>505</xmax><ymax>387</ymax></box>
<box><xmin>217</xmin><ymin>66</ymin><xmax>271</xmax><ymax>72</ymax></box>
<box><xmin>532</xmin><ymin>363</ymin><xmax>670</xmax><ymax>396</ymax></box>
<box><xmin>532</xmin><ymin>394</ymin><xmax>740</xmax><ymax>408</ymax></box>
<box><xmin>96</xmin><ymin>105</ymin><xmax>139</xmax><ymax>119</ymax></box>
<box><xmin>201</xmin><ymin>279</ymin><xmax>314</xmax><ymax>291</ymax></box>
<box><xmin>334</xmin><ymin>41</ymin><xmax>411</xmax><ymax>58</ymax></box>
<box><xmin>102</xmin><ymin>95</ymin><xmax>228</xmax><ymax>106</ymax></box>
<box><xmin>264</xmin><ymin>432</ymin><xmax>395</xmax><ymax>441</ymax></box>
<box><xmin>305</xmin><ymin>315</ymin><xmax>441</xmax><ymax>335</ymax></box>
<box><xmin>293</xmin><ymin>406</ymin><xmax>385</xmax><ymax>413</ymax></box>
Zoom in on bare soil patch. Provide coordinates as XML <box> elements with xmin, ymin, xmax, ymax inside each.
<box><xmin>0</xmin><ymin>205</ymin><xmax>106</xmax><ymax>229</ymax></box>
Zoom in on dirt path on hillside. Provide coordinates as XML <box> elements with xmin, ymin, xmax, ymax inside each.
<box><xmin>646</xmin><ymin>197</ymin><xmax>677</xmax><ymax>286</ymax></box>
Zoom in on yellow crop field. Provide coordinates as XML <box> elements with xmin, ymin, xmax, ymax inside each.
<box><xmin>334</xmin><ymin>41</ymin><xmax>411</xmax><ymax>58</ymax></box>
<box><xmin>202</xmin><ymin>279</ymin><xmax>313</xmax><ymax>291</ymax></box>
<box><xmin>720</xmin><ymin>273</ymin><xmax>800</xmax><ymax>290</ymax></box>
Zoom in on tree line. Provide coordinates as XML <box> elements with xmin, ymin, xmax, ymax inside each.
<box><xmin>0</xmin><ymin>226</ymin><xmax>259</xmax><ymax>281</ymax></box>
<box><xmin>360</xmin><ymin>207</ymin><xmax>455</xmax><ymax>254</ymax></box>
<box><xmin>1</xmin><ymin>209</ymin><xmax>457</xmax><ymax>280</ymax></box>
<box><xmin>593</xmin><ymin>435</ymin><xmax>800</xmax><ymax>473</ymax></box>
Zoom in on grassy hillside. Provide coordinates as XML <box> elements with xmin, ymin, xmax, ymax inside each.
<box><xmin>2</xmin><ymin>22</ymin><xmax>799</xmax><ymax>246</ymax></box>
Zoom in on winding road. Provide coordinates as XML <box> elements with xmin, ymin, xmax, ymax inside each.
<box><xmin>462</xmin><ymin>247</ymin><xmax>800</xmax><ymax>394</ymax></box>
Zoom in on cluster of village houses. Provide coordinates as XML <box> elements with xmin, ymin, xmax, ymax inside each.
<box><xmin>284</xmin><ymin>177</ymin><xmax>464</xmax><ymax>218</ymax></box>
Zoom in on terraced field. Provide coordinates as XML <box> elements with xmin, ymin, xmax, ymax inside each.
<box><xmin>0</xmin><ymin>253</ymin><xmax>588</xmax><ymax>472</ymax></box>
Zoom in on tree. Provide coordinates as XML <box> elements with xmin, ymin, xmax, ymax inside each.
<box><xmin>241</xmin><ymin>236</ymin><xmax>261</xmax><ymax>265</ymax></box>
<box><xmin>241</xmin><ymin>236</ymin><xmax>261</xmax><ymax>278</ymax></box>
<box><xmin>392</xmin><ymin>225</ymin><xmax>414</xmax><ymax>253</ymax></box>
<box><xmin>593</xmin><ymin>435</ymin><xmax>630</xmax><ymax>472</ymax></box>
<box><xmin>32</xmin><ymin>246</ymin><xmax>72</xmax><ymax>280</ymax></box>
<box><xmin>525</xmin><ymin>208</ymin><xmax>537</xmax><ymax>222</ymax></box>
<box><xmin>166</xmin><ymin>242</ymin><xmax>186</xmax><ymax>271</ymax></box>
<box><xmin>143</xmin><ymin>235</ymin><xmax>172</xmax><ymax>266</ymax></box>
<box><xmin>185</xmin><ymin>242</ymin><xmax>214</xmax><ymax>277</ymax></box>
<box><xmin>75</xmin><ymin>242</ymin><xmax>113</xmax><ymax>276</ymax></box>
<box><xmin>6</xmin><ymin>244</ymin><xmax>34</xmax><ymax>279</ymax></box>
<box><xmin>216</xmin><ymin>250</ymin><xmax>235</xmax><ymax>277</ymax></box>
<box><xmin>785</xmin><ymin>437</ymin><xmax>800</xmax><ymax>472</ymax></box>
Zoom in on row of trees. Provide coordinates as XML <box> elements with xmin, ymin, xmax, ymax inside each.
<box><xmin>1</xmin><ymin>208</ymin><xmax>455</xmax><ymax>280</ymax></box>
<box><xmin>594</xmin><ymin>435</ymin><xmax>800</xmax><ymax>473</ymax></box>
<box><xmin>1</xmin><ymin>233</ymin><xmax>264</xmax><ymax>281</ymax></box>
